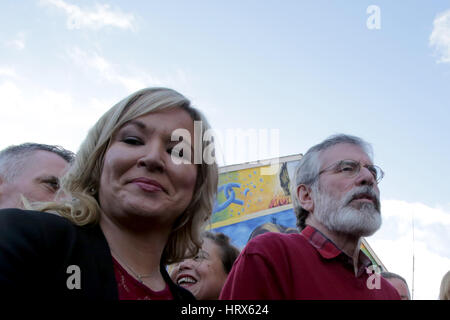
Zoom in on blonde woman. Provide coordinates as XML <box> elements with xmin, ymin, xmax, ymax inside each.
<box><xmin>0</xmin><ymin>87</ymin><xmax>218</xmax><ymax>300</ymax></box>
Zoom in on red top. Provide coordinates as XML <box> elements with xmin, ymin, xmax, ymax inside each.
<box><xmin>112</xmin><ymin>257</ymin><xmax>173</xmax><ymax>300</ymax></box>
<box><xmin>219</xmin><ymin>226</ymin><xmax>401</xmax><ymax>300</ymax></box>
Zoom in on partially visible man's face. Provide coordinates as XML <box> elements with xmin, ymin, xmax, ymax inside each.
<box><xmin>312</xmin><ymin>143</ymin><xmax>382</xmax><ymax>237</ymax></box>
<box><xmin>0</xmin><ymin>150</ymin><xmax>69</xmax><ymax>209</ymax></box>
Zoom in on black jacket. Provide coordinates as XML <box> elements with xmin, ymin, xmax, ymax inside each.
<box><xmin>0</xmin><ymin>208</ymin><xmax>195</xmax><ymax>300</ymax></box>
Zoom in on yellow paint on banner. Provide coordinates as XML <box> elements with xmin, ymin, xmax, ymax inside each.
<box><xmin>212</xmin><ymin>162</ymin><xmax>292</xmax><ymax>224</ymax></box>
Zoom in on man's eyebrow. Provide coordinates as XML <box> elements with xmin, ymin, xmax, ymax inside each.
<box><xmin>37</xmin><ymin>175</ymin><xmax>59</xmax><ymax>182</ymax></box>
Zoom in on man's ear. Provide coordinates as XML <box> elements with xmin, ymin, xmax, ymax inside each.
<box><xmin>297</xmin><ymin>184</ymin><xmax>314</xmax><ymax>213</ymax></box>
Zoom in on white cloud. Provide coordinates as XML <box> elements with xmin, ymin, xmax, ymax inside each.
<box><xmin>0</xmin><ymin>78</ymin><xmax>110</xmax><ymax>153</ymax></box>
<box><xmin>67</xmin><ymin>47</ymin><xmax>156</xmax><ymax>92</ymax></box>
<box><xmin>381</xmin><ymin>199</ymin><xmax>450</xmax><ymax>228</ymax></box>
<box><xmin>0</xmin><ymin>66</ymin><xmax>18</xmax><ymax>79</ymax></box>
<box><xmin>429</xmin><ymin>9</ymin><xmax>450</xmax><ymax>63</ymax></box>
<box><xmin>367</xmin><ymin>199</ymin><xmax>450</xmax><ymax>299</ymax></box>
<box><xmin>39</xmin><ymin>0</ymin><xmax>136</xmax><ymax>31</ymax></box>
<box><xmin>4</xmin><ymin>32</ymin><xmax>25</xmax><ymax>51</ymax></box>
<box><xmin>67</xmin><ymin>47</ymin><xmax>190</xmax><ymax>94</ymax></box>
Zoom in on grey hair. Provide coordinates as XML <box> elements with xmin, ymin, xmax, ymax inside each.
<box><xmin>381</xmin><ymin>271</ymin><xmax>408</xmax><ymax>284</ymax></box>
<box><xmin>291</xmin><ymin>134</ymin><xmax>373</xmax><ymax>231</ymax></box>
<box><xmin>381</xmin><ymin>271</ymin><xmax>411</xmax><ymax>299</ymax></box>
<box><xmin>0</xmin><ymin>143</ymin><xmax>75</xmax><ymax>182</ymax></box>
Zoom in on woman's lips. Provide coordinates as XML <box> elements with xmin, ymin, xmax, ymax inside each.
<box><xmin>176</xmin><ymin>274</ymin><xmax>198</xmax><ymax>288</ymax></box>
<box><xmin>132</xmin><ymin>178</ymin><xmax>164</xmax><ymax>192</ymax></box>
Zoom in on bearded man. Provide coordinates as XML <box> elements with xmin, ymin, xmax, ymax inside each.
<box><xmin>220</xmin><ymin>134</ymin><xmax>400</xmax><ymax>299</ymax></box>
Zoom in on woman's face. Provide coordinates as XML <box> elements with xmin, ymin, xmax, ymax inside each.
<box><xmin>98</xmin><ymin>107</ymin><xmax>197</xmax><ymax>228</ymax></box>
<box><xmin>170</xmin><ymin>238</ymin><xmax>229</xmax><ymax>300</ymax></box>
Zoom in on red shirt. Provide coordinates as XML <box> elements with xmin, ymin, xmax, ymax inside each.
<box><xmin>112</xmin><ymin>257</ymin><xmax>173</xmax><ymax>300</ymax></box>
<box><xmin>219</xmin><ymin>226</ymin><xmax>401</xmax><ymax>300</ymax></box>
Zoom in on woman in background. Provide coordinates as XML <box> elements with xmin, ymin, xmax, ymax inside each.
<box><xmin>170</xmin><ymin>231</ymin><xmax>240</xmax><ymax>300</ymax></box>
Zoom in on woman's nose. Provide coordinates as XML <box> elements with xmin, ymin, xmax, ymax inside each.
<box><xmin>137</xmin><ymin>141</ymin><xmax>166</xmax><ymax>172</ymax></box>
<box><xmin>176</xmin><ymin>259</ymin><xmax>196</xmax><ymax>272</ymax></box>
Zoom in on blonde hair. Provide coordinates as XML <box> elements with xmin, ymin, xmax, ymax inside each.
<box><xmin>35</xmin><ymin>87</ymin><xmax>218</xmax><ymax>264</ymax></box>
<box><xmin>440</xmin><ymin>270</ymin><xmax>450</xmax><ymax>300</ymax></box>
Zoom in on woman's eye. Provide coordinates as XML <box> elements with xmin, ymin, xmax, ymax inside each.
<box><xmin>168</xmin><ymin>146</ymin><xmax>190</xmax><ymax>160</ymax></box>
<box><xmin>193</xmin><ymin>250</ymin><xmax>208</xmax><ymax>261</ymax></box>
<box><xmin>168</xmin><ymin>148</ymin><xmax>183</xmax><ymax>157</ymax></box>
<box><xmin>193</xmin><ymin>254</ymin><xmax>203</xmax><ymax>261</ymax></box>
<box><xmin>123</xmin><ymin>137</ymin><xmax>143</xmax><ymax>145</ymax></box>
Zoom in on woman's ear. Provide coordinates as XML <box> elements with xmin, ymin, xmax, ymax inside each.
<box><xmin>297</xmin><ymin>184</ymin><xmax>314</xmax><ymax>214</ymax></box>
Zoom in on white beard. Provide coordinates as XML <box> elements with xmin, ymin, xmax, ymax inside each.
<box><xmin>313</xmin><ymin>185</ymin><xmax>382</xmax><ymax>237</ymax></box>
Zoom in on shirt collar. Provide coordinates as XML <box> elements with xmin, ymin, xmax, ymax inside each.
<box><xmin>300</xmin><ymin>225</ymin><xmax>373</xmax><ymax>277</ymax></box>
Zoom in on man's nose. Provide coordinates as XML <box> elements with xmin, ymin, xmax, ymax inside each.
<box><xmin>355</xmin><ymin>166</ymin><xmax>376</xmax><ymax>186</ymax></box>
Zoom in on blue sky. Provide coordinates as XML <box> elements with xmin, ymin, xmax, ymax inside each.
<box><xmin>1</xmin><ymin>1</ymin><xmax>449</xmax><ymax>299</ymax></box>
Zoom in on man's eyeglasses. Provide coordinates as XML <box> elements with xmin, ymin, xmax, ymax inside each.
<box><xmin>315</xmin><ymin>159</ymin><xmax>384</xmax><ymax>183</ymax></box>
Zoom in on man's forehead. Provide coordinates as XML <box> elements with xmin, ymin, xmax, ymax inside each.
<box><xmin>319</xmin><ymin>143</ymin><xmax>372</xmax><ymax>167</ymax></box>
<box><xmin>29</xmin><ymin>149</ymin><xmax>66</xmax><ymax>161</ymax></box>
<box><xmin>28</xmin><ymin>150</ymin><xmax>68</xmax><ymax>164</ymax></box>
<box><xmin>388</xmin><ymin>277</ymin><xmax>408</xmax><ymax>288</ymax></box>
<box><xmin>387</xmin><ymin>278</ymin><xmax>410</xmax><ymax>298</ymax></box>
<box><xmin>21</xmin><ymin>150</ymin><xmax>69</xmax><ymax>175</ymax></box>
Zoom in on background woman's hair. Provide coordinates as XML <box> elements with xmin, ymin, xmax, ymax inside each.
<box><xmin>33</xmin><ymin>87</ymin><xmax>218</xmax><ymax>264</ymax></box>
<box><xmin>203</xmin><ymin>231</ymin><xmax>240</xmax><ymax>274</ymax></box>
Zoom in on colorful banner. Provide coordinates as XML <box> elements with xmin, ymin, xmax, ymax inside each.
<box><xmin>211</xmin><ymin>159</ymin><xmax>300</xmax><ymax>229</ymax></box>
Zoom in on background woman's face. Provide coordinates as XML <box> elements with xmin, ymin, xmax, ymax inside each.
<box><xmin>98</xmin><ymin>107</ymin><xmax>198</xmax><ymax>228</ymax></box>
<box><xmin>170</xmin><ymin>238</ymin><xmax>229</xmax><ymax>300</ymax></box>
